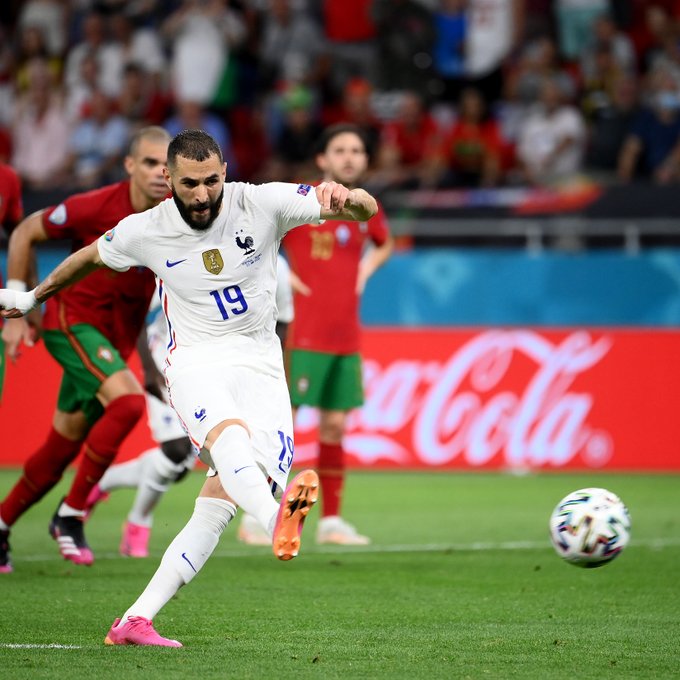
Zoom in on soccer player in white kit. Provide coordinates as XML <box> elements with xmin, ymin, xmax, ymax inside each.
<box><xmin>88</xmin><ymin>255</ymin><xmax>295</xmax><ymax>558</ymax></box>
<box><xmin>0</xmin><ymin>129</ymin><xmax>378</xmax><ymax>647</ymax></box>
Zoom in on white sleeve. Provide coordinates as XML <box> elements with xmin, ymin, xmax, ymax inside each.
<box><xmin>253</xmin><ymin>182</ymin><xmax>323</xmax><ymax>236</ymax></box>
<box><xmin>275</xmin><ymin>254</ymin><xmax>294</xmax><ymax>323</ymax></box>
<box><xmin>96</xmin><ymin>214</ymin><xmax>146</xmax><ymax>272</ymax></box>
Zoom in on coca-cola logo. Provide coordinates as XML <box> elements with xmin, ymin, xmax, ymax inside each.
<box><xmin>294</xmin><ymin>330</ymin><xmax>613</xmax><ymax>468</ymax></box>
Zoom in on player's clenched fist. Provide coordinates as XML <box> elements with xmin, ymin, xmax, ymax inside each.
<box><xmin>0</xmin><ymin>288</ymin><xmax>38</xmax><ymax>317</ymax></box>
<box><xmin>315</xmin><ymin>181</ymin><xmax>351</xmax><ymax>213</ymax></box>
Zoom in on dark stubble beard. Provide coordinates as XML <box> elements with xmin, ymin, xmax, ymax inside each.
<box><xmin>172</xmin><ymin>185</ymin><xmax>224</xmax><ymax>231</ymax></box>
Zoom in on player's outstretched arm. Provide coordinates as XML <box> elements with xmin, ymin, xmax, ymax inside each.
<box><xmin>0</xmin><ymin>242</ymin><xmax>105</xmax><ymax>318</ymax></box>
<box><xmin>316</xmin><ymin>182</ymin><xmax>378</xmax><ymax>222</ymax></box>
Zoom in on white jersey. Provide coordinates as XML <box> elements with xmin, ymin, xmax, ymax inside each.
<box><xmin>466</xmin><ymin>0</ymin><xmax>515</xmax><ymax>77</ymax></box>
<box><xmin>275</xmin><ymin>254</ymin><xmax>294</xmax><ymax>325</ymax></box>
<box><xmin>97</xmin><ymin>182</ymin><xmax>321</xmax><ymax>356</ymax></box>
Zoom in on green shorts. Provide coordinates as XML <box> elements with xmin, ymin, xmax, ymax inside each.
<box><xmin>286</xmin><ymin>349</ymin><xmax>364</xmax><ymax>411</ymax></box>
<box><xmin>43</xmin><ymin>324</ymin><xmax>127</xmax><ymax>424</ymax></box>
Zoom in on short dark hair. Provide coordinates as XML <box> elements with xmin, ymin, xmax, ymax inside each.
<box><xmin>168</xmin><ymin>129</ymin><xmax>223</xmax><ymax>168</ymax></box>
<box><xmin>315</xmin><ymin>123</ymin><xmax>368</xmax><ymax>155</ymax></box>
<box><xmin>128</xmin><ymin>125</ymin><xmax>171</xmax><ymax>157</ymax></box>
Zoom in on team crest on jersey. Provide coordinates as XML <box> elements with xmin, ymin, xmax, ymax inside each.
<box><xmin>235</xmin><ymin>230</ymin><xmax>255</xmax><ymax>255</ymax></box>
<box><xmin>335</xmin><ymin>224</ymin><xmax>351</xmax><ymax>246</ymax></box>
<box><xmin>296</xmin><ymin>184</ymin><xmax>312</xmax><ymax>196</ymax></box>
<box><xmin>202</xmin><ymin>249</ymin><xmax>224</xmax><ymax>274</ymax></box>
<box><xmin>48</xmin><ymin>204</ymin><xmax>67</xmax><ymax>225</ymax></box>
<box><xmin>97</xmin><ymin>346</ymin><xmax>113</xmax><ymax>363</ymax></box>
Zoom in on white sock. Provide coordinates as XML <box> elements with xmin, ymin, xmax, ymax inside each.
<box><xmin>209</xmin><ymin>425</ymin><xmax>279</xmax><ymax>536</ymax></box>
<box><xmin>119</xmin><ymin>497</ymin><xmax>235</xmax><ymax>623</ymax></box>
<box><xmin>98</xmin><ymin>451</ymin><xmax>152</xmax><ymax>492</ymax></box>
<box><xmin>0</xmin><ymin>514</ymin><xmax>8</xmax><ymax>530</ymax></box>
<box><xmin>128</xmin><ymin>448</ymin><xmax>186</xmax><ymax>528</ymax></box>
<box><xmin>58</xmin><ymin>501</ymin><xmax>85</xmax><ymax>518</ymax></box>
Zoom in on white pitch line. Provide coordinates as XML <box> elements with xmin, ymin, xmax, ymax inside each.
<box><xmin>11</xmin><ymin>536</ymin><xmax>680</xmax><ymax>563</ymax></box>
<box><xmin>0</xmin><ymin>643</ymin><xmax>82</xmax><ymax>649</ymax></box>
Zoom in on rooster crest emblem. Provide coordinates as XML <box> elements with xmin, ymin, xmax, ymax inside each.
<box><xmin>235</xmin><ymin>230</ymin><xmax>255</xmax><ymax>256</ymax></box>
<box><xmin>202</xmin><ymin>249</ymin><xmax>224</xmax><ymax>274</ymax></box>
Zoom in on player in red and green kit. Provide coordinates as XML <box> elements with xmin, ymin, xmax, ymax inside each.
<box><xmin>0</xmin><ymin>127</ymin><xmax>171</xmax><ymax>572</ymax></box>
<box><xmin>0</xmin><ymin>162</ymin><xmax>25</xmax><ymax>403</ymax></box>
<box><xmin>240</xmin><ymin>124</ymin><xmax>393</xmax><ymax>545</ymax></box>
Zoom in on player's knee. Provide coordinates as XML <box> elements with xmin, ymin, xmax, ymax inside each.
<box><xmin>319</xmin><ymin>411</ymin><xmax>347</xmax><ymax>442</ymax></box>
<box><xmin>161</xmin><ymin>437</ymin><xmax>193</xmax><ymax>465</ymax></box>
<box><xmin>319</xmin><ymin>421</ymin><xmax>344</xmax><ymax>443</ymax></box>
<box><xmin>107</xmin><ymin>393</ymin><xmax>146</xmax><ymax>427</ymax></box>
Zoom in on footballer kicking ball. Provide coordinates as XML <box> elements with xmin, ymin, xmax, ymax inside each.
<box><xmin>549</xmin><ymin>487</ymin><xmax>631</xmax><ymax>568</ymax></box>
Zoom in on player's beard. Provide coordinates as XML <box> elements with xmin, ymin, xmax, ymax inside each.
<box><xmin>172</xmin><ymin>185</ymin><xmax>224</xmax><ymax>231</ymax></box>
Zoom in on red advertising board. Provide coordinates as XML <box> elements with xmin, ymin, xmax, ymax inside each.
<box><xmin>1</xmin><ymin>328</ymin><xmax>679</xmax><ymax>470</ymax></box>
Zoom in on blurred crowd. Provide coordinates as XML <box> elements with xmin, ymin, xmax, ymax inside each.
<box><xmin>2</xmin><ymin>0</ymin><xmax>680</xmax><ymax>200</ymax></box>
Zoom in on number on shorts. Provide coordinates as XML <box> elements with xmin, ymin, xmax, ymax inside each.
<box><xmin>277</xmin><ymin>430</ymin><xmax>294</xmax><ymax>474</ymax></box>
<box><xmin>209</xmin><ymin>285</ymin><xmax>249</xmax><ymax>320</ymax></box>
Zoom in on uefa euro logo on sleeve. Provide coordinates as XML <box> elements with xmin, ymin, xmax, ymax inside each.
<box><xmin>297</xmin><ymin>184</ymin><xmax>312</xmax><ymax>196</ymax></box>
<box><xmin>104</xmin><ymin>228</ymin><xmax>115</xmax><ymax>241</ymax></box>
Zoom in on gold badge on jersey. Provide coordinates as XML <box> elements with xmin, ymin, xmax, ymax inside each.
<box><xmin>202</xmin><ymin>249</ymin><xmax>224</xmax><ymax>274</ymax></box>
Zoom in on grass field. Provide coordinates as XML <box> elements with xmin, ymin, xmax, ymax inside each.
<box><xmin>0</xmin><ymin>468</ymin><xmax>678</xmax><ymax>679</ymax></box>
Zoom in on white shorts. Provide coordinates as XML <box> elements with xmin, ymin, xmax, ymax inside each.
<box><xmin>146</xmin><ymin>392</ymin><xmax>188</xmax><ymax>444</ymax></box>
<box><xmin>165</xmin><ymin>334</ymin><xmax>295</xmax><ymax>491</ymax></box>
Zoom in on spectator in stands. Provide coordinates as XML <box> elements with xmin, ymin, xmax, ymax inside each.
<box><xmin>580</xmin><ymin>14</ymin><xmax>636</xmax><ymax>84</ymax></box>
<box><xmin>586</xmin><ymin>75</ymin><xmax>640</xmax><ymax>178</ymax></box>
<box><xmin>426</xmin><ymin>87</ymin><xmax>503</xmax><ymax>188</ymax></box>
<box><xmin>631</xmin><ymin>4</ymin><xmax>676</xmax><ymax>73</ymax></box>
<box><xmin>645</xmin><ymin>17</ymin><xmax>680</xmax><ymax>90</ymax></box>
<box><xmin>322</xmin><ymin>78</ymin><xmax>383</xmax><ymax>160</ymax></box>
<box><xmin>516</xmin><ymin>76</ymin><xmax>587</xmax><ymax>185</ymax></box>
<box><xmin>431</xmin><ymin>0</ymin><xmax>468</xmax><ymax>102</ymax></box>
<box><xmin>506</xmin><ymin>35</ymin><xmax>577</xmax><ymax>106</ymax></box>
<box><xmin>13</xmin><ymin>26</ymin><xmax>62</xmax><ymax>94</ymax></box>
<box><xmin>108</xmin><ymin>12</ymin><xmax>166</xmax><ymax>87</ymax></box>
<box><xmin>163</xmin><ymin>99</ymin><xmax>237</xmax><ymax>176</ymax></box>
<box><xmin>372</xmin><ymin>0</ymin><xmax>435</xmax><ymax>95</ymax></box>
<box><xmin>617</xmin><ymin>69</ymin><xmax>680</xmax><ymax>184</ymax></box>
<box><xmin>17</xmin><ymin>0</ymin><xmax>68</xmax><ymax>59</ymax></box>
<box><xmin>161</xmin><ymin>0</ymin><xmax>246</xmax><ymax>107</ymax></box>
<box><xmin>89</xmin><ymin>11</ymin><xmax>167</xmax><ymax>101</ymax></box>
<box><xmin>580</xmin><ymin>41</ymin><xmax>627</xmax><ymax>121</ymax></box>
<box><xmin>65</xmin><ymin>50</ymin><xmax>99</xmax><ymax>122</ymax></box>
<box><xmin>465</xmin><ymin>0</ymin><xmax>525</xmax><ymax>104</ymax></box>
<box><xmin>0</xmin><ymin>26</ymin><xmax>16</xmax><ymax>127</ymax></box>
<box><xmin>65</xmin><ymin>90</ymin><xmax>130</xmax><ymax>189</ymax></box>
<box><xmin>11</xmin><ymin>58</ymin><xmax>71</xmax><ymax>191</ymax></box>
<box><xmin>258</xmin><ymin>0</ymin><xmax>328</xmax><ymax>93</ymax></box>
<box><xmin>322</xmin><ymin>0</ymin><xmax>377</xmax><ymax>94</ymax></box>
<box><xmin>117</xmin><ymin>63</ymin><xmax>170</xmax><ymax>128</ymax></box>
<box><xmin>262</xmin><ymin>84</ymin><xmax>322</xmax><ymax>183</ymax></box>
<box><xmin>554</xmin><ymin>0</ymin><xmax>609</xmax><ymax>61</ymax></box>
<box><xmin>375</xmin><ymin>91</ymin><xmax>441</xmax><ymax>189</ymax></box>
<box><xmin>63</xmin><ymin>12</ymin><xmax>112</xmax><ymax>99</ymax></box>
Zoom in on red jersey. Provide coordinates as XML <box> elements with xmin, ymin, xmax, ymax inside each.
<box><xmin>284</xmin><ymin>205</ymin><xmax>390</xmax><ymax>355</ymax></box>
<box><xmin>0</xmin><ymin>163</ymin><xmax>23</xmax><ymax>288</ymax></box>
<box><xmin>382</xmin><ymin>114</ymin><xmax>440</xmax><ymax>166</ymax></box>
<box><xmin>440</xmin><ymin>120</ymin><xmax>502</xmax><ymax>174</ymax></box>
<box><xmin>41</xmin><ymin>181</ymin><xmax>156</xmax><ymax>360</ymax></box>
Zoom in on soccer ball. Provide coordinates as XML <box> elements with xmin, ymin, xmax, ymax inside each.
<box><xmin>549</xmin><ymin>487</ymin><xmax>631</xmax><ymax>568</ymax></box>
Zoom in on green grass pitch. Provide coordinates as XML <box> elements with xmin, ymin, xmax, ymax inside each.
<box><xmin>0</xmin><ymin>469</ymin><xmax>678</xmax><ymax>679</ymax></box>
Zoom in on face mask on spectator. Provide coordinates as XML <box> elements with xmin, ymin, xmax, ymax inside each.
<box><xmin>655</xmin><ymin>91</ymin><xmax>680</xmax><ymax>112</ymax></box>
